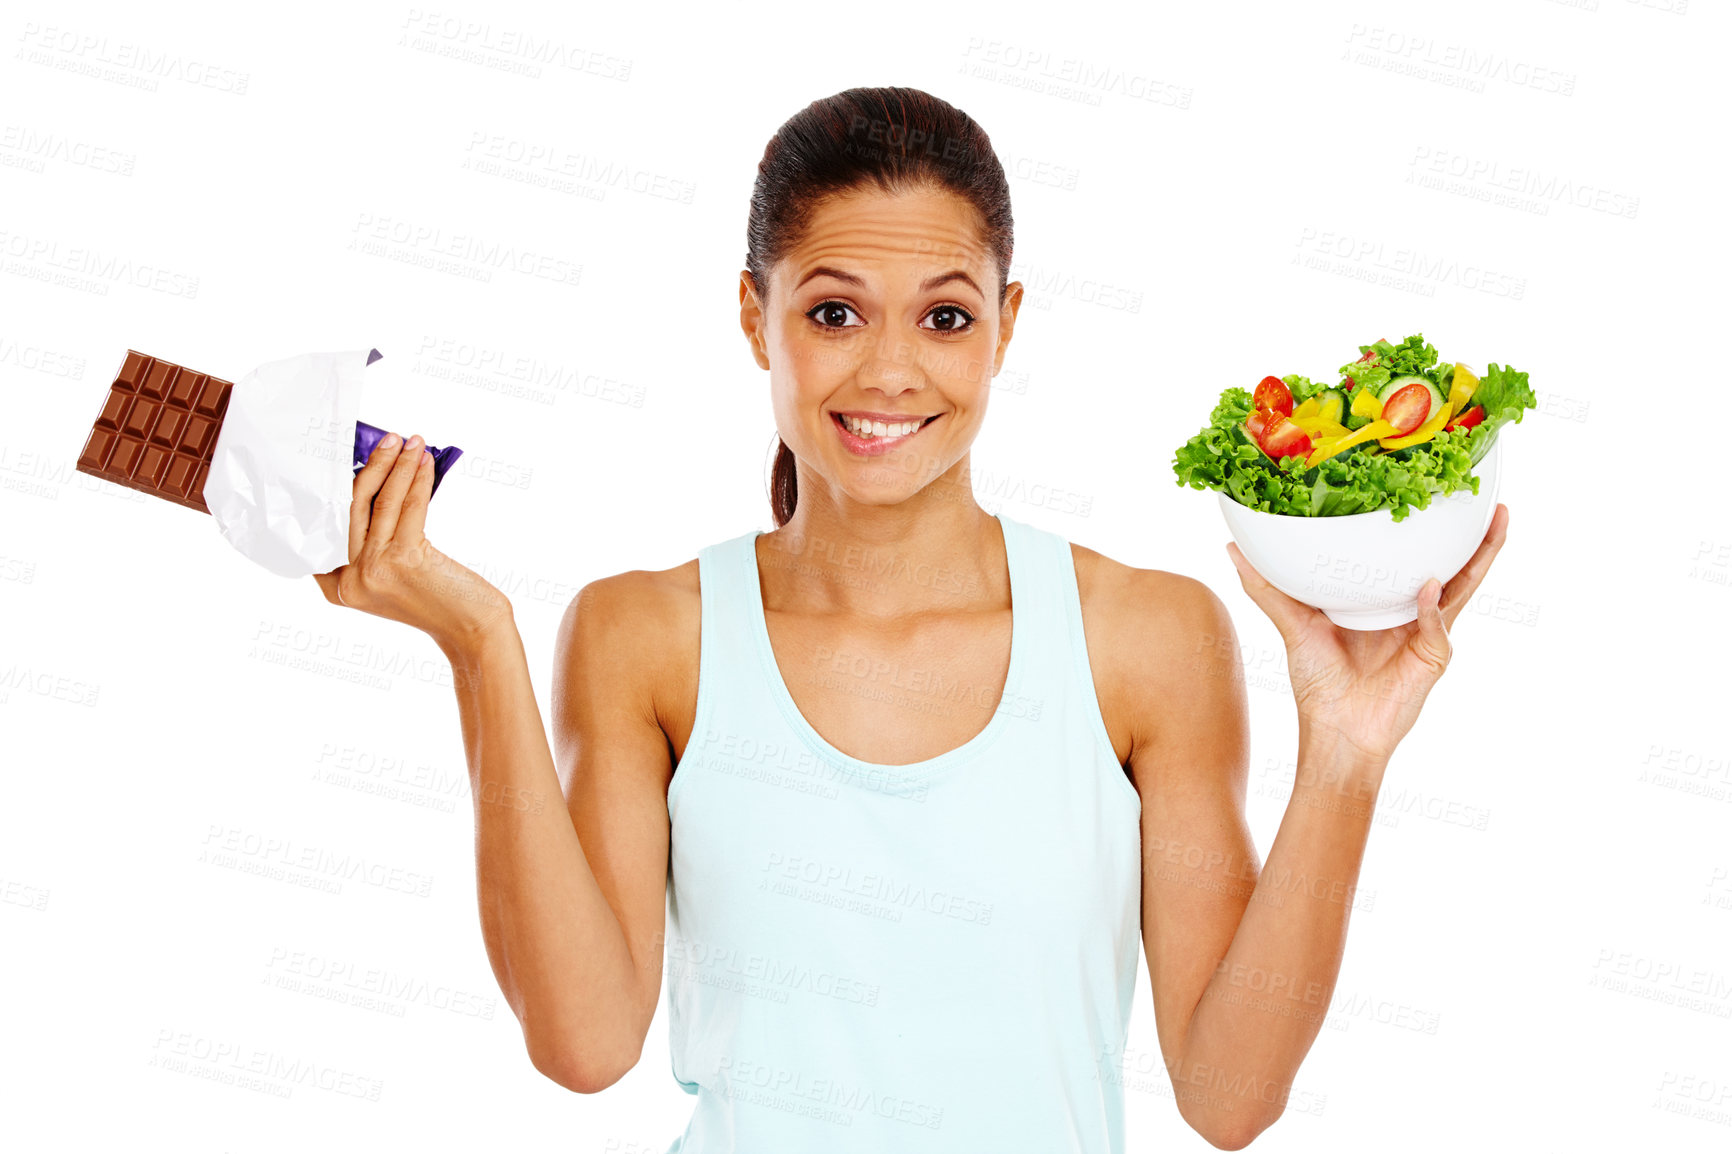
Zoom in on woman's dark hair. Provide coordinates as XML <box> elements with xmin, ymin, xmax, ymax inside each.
<box><xmin>746</xmin><ymin>87</ymin><xmax>1014</xmax><ymax>528</ymax></box>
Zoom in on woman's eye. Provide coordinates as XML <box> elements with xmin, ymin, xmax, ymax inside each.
<box><xmin>921</xmin><ymin>305</ymin><xmax>976</xmax><ymax>333</ymax></box>
<box><xmin>807</xmin><ymin>301</ymin><xmax>863</xmax><ymax>329</ymax></box>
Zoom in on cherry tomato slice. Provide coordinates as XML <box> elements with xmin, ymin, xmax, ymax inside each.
<box><xmin>1382</xmin><ymin>382</ymin><xmax>1434</xmax><ymax>435</ymax></box>
<box><xmin>1252</xmin><ymin>375</ymin><xmax>1293</xmax><ymax>417</ymax></box>
<box><xmin>1245</xmin><ymin>408</ymin><xmax>1273</xmax><ymax>442</ymax></box>
<box><xmin>1258</xmin><ymin>415</ymin><xmax>1313</xmax><ymax>461</ymax></box>
<box><xmin>1445</xmin><ymin>404</ymin><xmax>1485</xmax><ymax>432</ymax></box>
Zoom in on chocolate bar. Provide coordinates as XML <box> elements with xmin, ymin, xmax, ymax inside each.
<box><xmin>75</xmin><ymin>351</ymin><xmax>231</xmax><ymax>512</ymax></box>
<box><xmin>75</xmin><ymin>350</ymin><xmax>462</xmax><ymax>513</ymax></box>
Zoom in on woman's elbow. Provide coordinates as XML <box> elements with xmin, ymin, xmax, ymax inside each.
<box><xmin>527</xmin><ymin>1034</ymin><xmax>641</xmax><ymax>1095</ymax></box>
<box><xmin>1193</xmin><ymin>1108</ymin><xmax>1281</xmax><ymax>1151</ymax></box>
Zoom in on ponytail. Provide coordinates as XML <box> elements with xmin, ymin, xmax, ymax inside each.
<box><xmin>770</xmin><ymin>437</ymin><xmax>798</xmax><ymax>528</ymax></box>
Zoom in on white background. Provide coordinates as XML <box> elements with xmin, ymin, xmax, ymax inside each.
<box><xmin>3</xmin><ymin>0</ymin><xmax>1728</xmax><ymax>1150</ymax></box>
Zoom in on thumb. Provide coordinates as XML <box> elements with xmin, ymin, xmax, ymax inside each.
<box><xmin>1226</xmin><ymin>541</ymin><xmax>1321</xmax><ymax>635</ymax></box>
<box><xmin>312</xmin><ymin>567</ymin><xmax>346</xmax><ymax>607</ymax></box>
<box><xmin>1409</xmin><ymin>576</ymin><xmax>1452</xmax><ymax>671</ymax></box>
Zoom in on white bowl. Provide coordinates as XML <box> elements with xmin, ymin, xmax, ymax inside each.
<box><xmin>1216</xmin><ymin>437</ymin><xmax>1501</xmax><ymax>630</ymax></box>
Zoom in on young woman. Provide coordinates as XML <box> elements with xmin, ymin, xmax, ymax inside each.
<box><xmin>314</xmin><ymin>86</ymin><xmax>1510</xmax><ymax>1152</ymax></box>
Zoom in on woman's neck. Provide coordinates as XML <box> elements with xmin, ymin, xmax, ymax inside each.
<box><xmin>759</xmin><ymin>467</ymin><xmax>1006</xmax><ymax>619</ymax></box>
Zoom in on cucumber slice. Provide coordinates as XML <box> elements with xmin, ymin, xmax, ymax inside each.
<box><xmin>1231</xmin><ymin>420</ymin><xmax>1276</xmax><ymax>467</ymax></box>
<box><xmin>1377</xmin><ymin>375</ymin><xmax>1445</xmax><ymax>423</ymax></box>
<box><xmin>1315</xmin><ymin>388</ymin><xmax>1348</xmax><ymax>426</ymax></box>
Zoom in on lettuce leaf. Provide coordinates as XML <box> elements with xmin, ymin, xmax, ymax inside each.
<box><xmin>1458</xmin><ymin>363</ymin><xmax>1535</xmax><ymax>466</ymax></box>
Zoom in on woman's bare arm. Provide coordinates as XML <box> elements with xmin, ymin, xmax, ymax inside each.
<box><xmin>1087</xmin><ymin>570</ymin><xmax>1380</xmax><ymax>1150</ymax></box>
<box><xmin>439</xmin><ymin>572</ymin><xmax>679</xmax><ymax>1094</ymax></box>
<box><xmin>1094</xmin><ymin>510</ymin><xmax>1507</xmax><ymax>1149</ymax></box>
<box><xmin>1123</xmin><ymin>579</ymin><xmax>1384</xmax><ymax>1149</ymax></box>
<box><xmin>313</xmin><ymin>433</ymin><xmax>678</xmax><ymax>1095</ymax></box>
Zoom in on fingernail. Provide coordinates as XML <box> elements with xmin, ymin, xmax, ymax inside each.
<box><xmin>408</xmin><ymin>434</ymin><xmax>423</xmax><ymax>449</ymax></box>
<box><xmin>382</xmin><ymin>432</ymin><xmax>400</xmax><ymax>448</ymax></box>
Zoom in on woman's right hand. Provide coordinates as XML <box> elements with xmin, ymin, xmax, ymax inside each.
<box><xmin>313</xmin><ymin>432</ymin><xmax>512</xmax><ymax>652</ymax></box>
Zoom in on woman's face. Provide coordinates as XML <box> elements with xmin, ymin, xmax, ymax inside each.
<box><xmin>741</xmin><ymin>182</ymin><xmax>1022</xmax><ymax>512</ymax></box>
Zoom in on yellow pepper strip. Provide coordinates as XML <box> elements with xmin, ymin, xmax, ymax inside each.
<box><xmin>1305</xmin><ymin>418</ymin><xmax>1399</xmax><ymax>468</ymax></box>
<box><xmin>1290</xmin><ymin>395</ymin><xmax>1322</xmax><ymax>421</ymax></box>
<box><xmin>1378</xmin><ymin>400</ymin><xmax>1453</xmax><ymax>449</ymax></box>
<box><xmin>1349</xmin><ymin>387</ymin><xmax>1383</xmax><ymax>421</ymax></box>
<box><xmin>1445</xmin><ymin>364</ymin><xmax>1478</xmax><ymax>421</ymax></box>
<box><xmin>1304</xmin><ymin>437</ymin><xmax>1342</xmax><ymax>467</ymax></box>
<box><xmin>1291</xmin><ymin>414</ymin><xmax>1350</xmax><ymax>438</ymax></box>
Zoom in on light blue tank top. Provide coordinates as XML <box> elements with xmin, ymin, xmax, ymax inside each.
<box><xmin>664</xmin><ymin>512</ymin><xmax>1143</xmax><ymax>1152</ymax></box>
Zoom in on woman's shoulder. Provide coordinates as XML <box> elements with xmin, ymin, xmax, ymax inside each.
<box><xmin>1069</xmin><ymin>540</ymin><xmax>1237</xmax><ymax>714</ymax></box>
<box><xmin>1067</xmin><ymin>540</ymin><xmax>1239</xmax><ymax>765</ymax></box>
<box><xmin>561</xmin><ymin>521</ymin><xmax>760</xmax><ymax>658</ymax></box>
<box><xmin>561</xmin><ymin>556</ymin><xmax>701</xmax><ymax>649</ymax></box>
<box><xmin>556</xmin><ymin>556</ymin><xmax>703</xmax><ymax>747</ymax></box>
<box><xmin>1069</xmin><ymin>539</ymin><xmax>1230</xmax><ymax>641</ymax></box>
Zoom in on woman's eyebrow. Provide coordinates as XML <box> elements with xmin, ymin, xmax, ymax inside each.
<box><xmin>920</xmin><ymin>269</ymin><xmax>982</xmax><ymax>296</ymax></box>
<box><xmin>796</xmin><ymin>265</ymin><xmax>864</xmax><ymax>290</ymax></box>
<box><xmin>794</xmin><ymin>265</ymin><xmax>982</xmax><ymax>296</ymax></box>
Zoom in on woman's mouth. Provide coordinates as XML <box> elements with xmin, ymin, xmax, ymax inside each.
<box><xmin>830</xmin><ymin>410</ymin><xmax>941</xmax><ymax>457</ymax></box>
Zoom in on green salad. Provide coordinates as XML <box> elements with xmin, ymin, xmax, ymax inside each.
<box><xmin>1172</xmin><ymin>334</ymin><xmax>1535</xmax><ymax>521</ymax></box>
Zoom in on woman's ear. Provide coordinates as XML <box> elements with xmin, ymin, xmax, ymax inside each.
<box><xmin>739</xmin><ymin>271</ymin><xmax>771</xmax><ymax>370</ymax></box>
<box><xmin>992</xmin><ymin>280</ymin><xmax>1024</xmax><ymax>377</ymax></box>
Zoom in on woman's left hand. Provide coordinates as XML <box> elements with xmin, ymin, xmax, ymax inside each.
<box><xmin>1225</xmin><ymin>503</ymin><xmax>1511</xmax><ymax>764</ymax></box>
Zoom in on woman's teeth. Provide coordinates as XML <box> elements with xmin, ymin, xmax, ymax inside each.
<box><xmin>839</xmin><ymin>414</ymin><xmax>926</xmax><ymax>438</ymax></box>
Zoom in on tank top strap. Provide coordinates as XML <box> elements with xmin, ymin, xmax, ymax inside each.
<box><xmin>690</xmin><ymin>531</ymin><xmax>767</xmax><ymax>753</ymax></box>
<box><xmin>995</xmin><ymin>512</ymin><xmax>1072</xmax><ymax>696</ymax></box>
<box><xmin>998</xmin><ymin>513</ymin><xmax>1120</xmax><ymax>766</ymax></box>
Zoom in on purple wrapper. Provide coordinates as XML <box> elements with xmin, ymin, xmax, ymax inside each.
<box><xmin>353</xmin><ymin>420</ymin><xmax>462</xmax><ymax>496</ymax></box>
